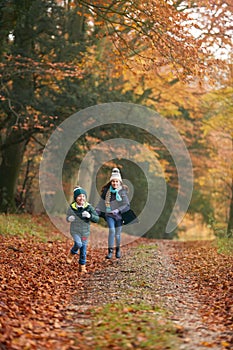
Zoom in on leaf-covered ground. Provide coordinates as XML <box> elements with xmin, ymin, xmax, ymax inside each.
<box><xmin>1</xmin><ymin>219</ymin><xmax>233</xmax><ymax>349</ymax></box>
<box><xmin>165</xmin><ymin>240</ymin><xmax>233</xmax><ymax>348</ymax></box>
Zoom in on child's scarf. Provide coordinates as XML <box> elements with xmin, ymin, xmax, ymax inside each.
<box><xmin>105</xmin><ymin>185</ymin><xmax>122</xmax><ymax>213</ymax></box>
<box><xmin>110</xmin><ymin>185</ymin><xmax>122</xmax><ymax>201</ymax></box>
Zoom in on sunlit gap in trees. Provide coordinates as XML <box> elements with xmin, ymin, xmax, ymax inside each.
<box><xmin>183</xmin><ymin>4</ymin><xmax>233</xmax><ymax>60</ymax></box>
<box><xmin>8</xmin><ymin>32</ymin><xmax>14</xmax><ymax>42</ymax></box>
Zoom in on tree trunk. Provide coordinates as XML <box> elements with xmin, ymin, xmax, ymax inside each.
<box><xmin>0</xmin><ymin>131</ymin><xmax>27</xmax><ymax>212</ymax></box>
<box><xmin>227</xmin><ymin>180</ymin><xmax>233</xmax><ymax>238</ymax></box>
<box><xmin>0</xmin><ymin>0</ymin><xmax>34</xmax><ymax>212</ymax></box>
<box><xmin>226</xmin><ymin>136</ymin><xmax>233</xmax><ymax>238</ymax></box>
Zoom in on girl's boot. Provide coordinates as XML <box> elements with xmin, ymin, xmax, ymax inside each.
<box><xmin>106</xmin><ymin>248</ymin><xmax>113</xmax><ymax>259</ymax></box>
<box><xmin>116</xmin><ymin>247</ymin><xmax>121</xmax><ymax>258</ymax></box>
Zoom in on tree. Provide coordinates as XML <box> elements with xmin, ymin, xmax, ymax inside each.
<box><xmin>201</xmin><ymin>62</ymin><xmax>233</xmax><ymax>236</ymax></box>
<box><xmin>0</xmin><ymin>0</ymin><xmax>74</xmax><ymax>211</ymax></box>
<box><xmin>77</xmin><ymin>0</ymin><xmax>232</xmax><ymax>75</ymax></box>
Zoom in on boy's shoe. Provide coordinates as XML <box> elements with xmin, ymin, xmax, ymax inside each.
<box><xmin>66</xmin><ymin>252</ymin><xmax>75</xmax><ymax>264</ymax></box>
<box><xmin>79</xmin><ymin>264</ymin><xmax>87</xmax><ymax>273</ymax></box>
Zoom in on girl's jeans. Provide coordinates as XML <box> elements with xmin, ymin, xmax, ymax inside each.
<box><xmin>70</xmin><ymin>233</ymin><xmax>88</xmax><ymax>265</ymax></box>
<box><xmin>106</xmin><ymin>216</ymin><xmax>122</xmax><ymax>248</ymax></box>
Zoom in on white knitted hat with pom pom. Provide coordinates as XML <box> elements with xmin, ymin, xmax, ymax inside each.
<box><xmin>109</xmin><ymin>168</ymin><xmax>122</xmax><ymax>182</ymax></box>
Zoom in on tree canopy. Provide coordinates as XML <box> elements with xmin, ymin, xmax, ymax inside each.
<box><xmin>0</xmin><ymin>0</ymin><xmax>232</xmax><ymax>238</ymax></box>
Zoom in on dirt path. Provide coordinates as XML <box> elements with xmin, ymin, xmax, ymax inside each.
<box><xmin>2</xmin><ymin>235</ymin><xmax>231</xmax><ymax>349</ymax></box>
<box><xmin>64</xmin><ymin>240</ymin><xmax>226</xmax><ymax>350</ymax></box>
<box><xmin>154</xmin><ymin>241</ymin><xmax>223</xmax><ymax>350</ymax></box>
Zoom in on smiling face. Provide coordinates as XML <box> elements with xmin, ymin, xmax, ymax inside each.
<box><xmin>75</xmin><ymin>193</ymin><xmax>86</xmax><ymax>206</ymax></box>
<box><xmin>111</xmin><ymin>179</ymin><xmax>121</xmax><ymax>189</ymax></box>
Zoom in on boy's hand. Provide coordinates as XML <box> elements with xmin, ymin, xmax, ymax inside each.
<box><xmin>82</xmin><ymin>211</ymin><xmax>91</xmax><ymax>219</ymax></box>
<box><xmin>68</xmin><ymin>215</ymin><xmax>75</xmax><ymax>222</ymax></box>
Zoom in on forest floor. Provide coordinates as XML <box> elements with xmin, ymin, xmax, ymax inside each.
<box><xmin>1</xmin><ymin>218</ymin><xmax>233</xmax><ymax>349</ymax></box>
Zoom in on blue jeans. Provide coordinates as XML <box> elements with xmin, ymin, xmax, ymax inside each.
<box><xmin>70</xmin><ymin>233</ymin><xmax>88</xmax><ymax>265</ymax></box>
<box><xmin>106</xmin><ymin>216</ymin><xmax>122</xmax><ymax>248</ymax></box>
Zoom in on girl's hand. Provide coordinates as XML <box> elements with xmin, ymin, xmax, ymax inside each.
<box><xmin>111</xmin><ymin>209</ymin><xmax>119</xmax><ymax>215</ymax></box>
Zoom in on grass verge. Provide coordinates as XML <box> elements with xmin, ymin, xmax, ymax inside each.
<box><xmin>0</xmin><ymin>213</ymin><xmax>63</xmax><ymax>242</ymax></box>
<box><xmin>215</xmin><ymin>237</ymin><xmax>233</xmax><ymax>255</ymax></box>
<box><xmin>82</xmin><ymin>302</ymin><xmax>180</xmax><ymax>350</ymax></box>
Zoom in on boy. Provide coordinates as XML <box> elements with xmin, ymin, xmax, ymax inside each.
<box><xmin>66</xmin><ymin>186</ymin><xmax>99</xmax><ymax>273</ymax></box>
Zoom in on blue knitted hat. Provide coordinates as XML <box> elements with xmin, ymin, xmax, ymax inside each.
<box><xmin>73</xmin><ymin>186</ymin><xmax>87</xmax><ymax>200</ymax></box>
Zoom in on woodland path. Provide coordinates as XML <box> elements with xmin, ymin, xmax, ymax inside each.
<box><xmin>1</xmin><ymin>234</ymin><xmax>233</xmax><ymax>349</ymax></box>
<box><xmin>63</xmin><ymin>239</ymin><xmax>232</xmax><ymax>350</ymax></box>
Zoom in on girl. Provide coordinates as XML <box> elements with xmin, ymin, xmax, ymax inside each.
<box><xmin>96</xmin><ymin>168</ymin><xmax>130</xmax><ymax>259</ymax></box>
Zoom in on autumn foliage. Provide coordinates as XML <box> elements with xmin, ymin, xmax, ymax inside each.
<box><xmin>0</xmin><ymin>233</ymin><xmax>106</xmax><ymax>349</ymax></box>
